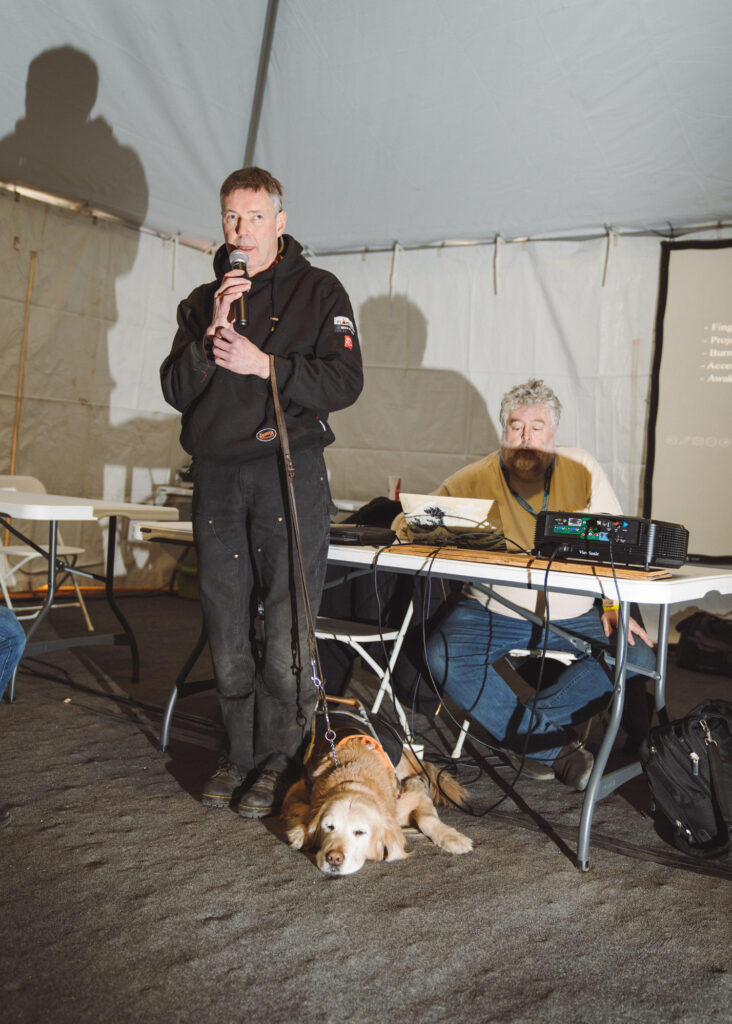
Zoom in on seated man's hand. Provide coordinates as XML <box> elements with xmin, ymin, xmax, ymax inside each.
<box><xmin>601</xmin><ymin>609</ymin><xmax>653</xmax><ymax>647</ymax></box>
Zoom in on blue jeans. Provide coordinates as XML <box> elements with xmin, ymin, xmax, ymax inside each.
<box><xmin>192</xmin><ymin>448</ymin><xmax>334</xmax><ymax>775</ymax></box>
<box><xmin>426</xmin><ymin>596</ymin><xmax>657</xmax><ymax>763</ymax></box>
<box><xmin>0</xmin><ymin>608</ymin><xmax>26</xmax><ymax>701</ymax></box>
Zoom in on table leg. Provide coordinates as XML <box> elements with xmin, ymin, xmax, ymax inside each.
<box><xmin>654</xmin><ymin>604</ymin><xmax>671</xmax><ymax>725</ymax></box>
<box><xmin>160</xmin><ymin>622</ymin><xmax>212</xmax><ymax>751</ymax></box>
<box><xmin>101</xmin><ymin>516</ymin><xmax>140</xmax><ymax>684</ymax></box>
<box><xmin>576</xmin><ymin>598</ymin><xmax>630</xmax><ymax>870</ymax></box>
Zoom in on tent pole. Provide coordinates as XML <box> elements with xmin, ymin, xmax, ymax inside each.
<box><xmin>9</xmin><ymin>250</ymin><xmax>36</xmax><ymax>476</ymax></box>
<box><xmin>243</xmin><ymin>0</ymin><xmax>280</xmax><ymax>167</ymax></box>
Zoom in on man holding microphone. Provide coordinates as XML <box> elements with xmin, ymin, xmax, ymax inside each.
<box><xmin>161</xmin><ymin>167</ymin><xmax>363</xmax><ymax>817</ymax></box>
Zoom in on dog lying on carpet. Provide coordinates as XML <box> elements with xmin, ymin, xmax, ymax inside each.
<box><xmin>281</xmin><ymin>726</ymin><xmax>473</xmax><ymax>877</ymax></box>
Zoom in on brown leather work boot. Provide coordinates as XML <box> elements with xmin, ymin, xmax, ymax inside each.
<box><xmin>499</xmin><ymin>746</ymin><xmax>556</xmax><ymax>781</ymax></box>
<box><xmin>236</xmin><ymin>769</ymin><xmax>286</xmax><ymax>819</ymax></box>
<box><xmin>553</xmin><ymin>740</ymin><xmax>594</xmax><ymax>791</ymax></box>
<box><xmin>201</xmin><ymin>761</ymin><xmax>244</xmax><ymax>808</ymax></box>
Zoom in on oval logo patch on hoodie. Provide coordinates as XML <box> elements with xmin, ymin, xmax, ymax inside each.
<box><xmin>256</xmin><ymin>428</ymin><xmax>278</xmax><ymax>443</ymax></box>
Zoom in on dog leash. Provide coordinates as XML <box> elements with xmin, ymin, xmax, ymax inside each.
<box><xmin>269</xmin><ymin>353</ymin><xmax>339</xmax><ymax>767</ymax></box>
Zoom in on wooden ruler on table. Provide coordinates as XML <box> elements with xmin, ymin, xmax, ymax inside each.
<box><xmin>383</xmin><ymin>543</ymin><xmax>672</xmax><ymax>580</ymax></box>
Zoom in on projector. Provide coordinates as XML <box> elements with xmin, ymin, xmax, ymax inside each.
<box><xmin>534</xmin><ymin>512</ymin><xmax>688</xmax><ymax>570</ymax></box>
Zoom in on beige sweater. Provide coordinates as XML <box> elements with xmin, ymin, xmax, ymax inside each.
<box><xmin>393</xmin><ymin>447</ymin><xmax>621</xmax><ymax>620</ymax></box>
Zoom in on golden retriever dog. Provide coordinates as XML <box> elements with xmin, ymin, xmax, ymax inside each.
<box><xmin>282</xmin><ymin>736</ymin><xmax>473</xmax><ymax>876</ymax></box>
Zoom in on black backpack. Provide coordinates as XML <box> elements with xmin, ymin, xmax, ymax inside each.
<box><xmin>675</xmin><ymin>612</ymin><xmax>732</xmax><ymax>677</ymax></box>
<box><xmin>639</xmin><ymin>699</ymin><xmax>732</xmax><ymax>858</ymax></box>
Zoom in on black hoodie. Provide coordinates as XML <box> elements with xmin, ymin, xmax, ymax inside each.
<box><xmin>160</xmin><ymin>236</ymin><xmax>363</xmax><ymax>463</ymax></box>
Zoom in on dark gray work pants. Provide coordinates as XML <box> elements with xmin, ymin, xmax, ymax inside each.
<box><xmin>191</xmin><ymin>447</ymin><xmax>333</xmax><ymax>775</ymax></box>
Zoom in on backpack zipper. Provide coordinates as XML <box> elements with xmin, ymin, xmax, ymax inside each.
<box><xmin>659</xmin><ymin>728</ymin><xmax>703</xmax><ymax>778</ymax></box>
<box><xmin>699</xmin><ymin>719</ymin><xmax>717</xmax><ymax>748</ymax></box>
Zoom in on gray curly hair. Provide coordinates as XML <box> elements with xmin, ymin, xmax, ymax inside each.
<box><xmin>499</xmin><ymin>379</ymin><xmax>562</xmax><ymax>431</ymax></box>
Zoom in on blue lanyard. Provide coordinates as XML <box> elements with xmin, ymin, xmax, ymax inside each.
<box><xmin>500</xmin><ymin>456</ymin><xmax>554</xmax><ymax>517</ymax></box>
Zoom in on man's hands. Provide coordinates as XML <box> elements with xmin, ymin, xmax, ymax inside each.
<box><xmin>211</xmin><ymin>328</ymin><xmax>270</xmax><ymax>378</ymax></box>
<box><xmin>206</xmin><ymin>268</ymin><xmax>270</xmax><ymax>379</ymax></box>
<box><xmin>601</xmin><ymin>608</ymin><xmax>653</xmax><ymax>647</ymax></box>
<box><xmin>208</xmin><ymin>267</ymin><xmax>250</xmax><ymax>335</ymax></box>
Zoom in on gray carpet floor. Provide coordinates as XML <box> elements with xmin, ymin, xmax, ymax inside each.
<box><xmin>1</xmin><ymin>592</ymin><xmax>730</xmax><ymax>1024</ymax></box>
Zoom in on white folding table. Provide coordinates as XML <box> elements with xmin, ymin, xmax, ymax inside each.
<box><xmin>1</xmin><ymin>491</ymin><xmax>179</xmax><ymax>699</ymax></box>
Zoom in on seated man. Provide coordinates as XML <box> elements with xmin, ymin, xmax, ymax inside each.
<box><xmin>0</xmin><ymin>606</ymin><xmax>26</xmax><ymax>828</ymax></box>
<box><xmin>394</xmin><ymin>378</ymin><xmax>656</xmax><ymax>790</ymax></box>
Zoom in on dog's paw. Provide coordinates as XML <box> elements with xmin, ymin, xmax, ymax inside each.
<box><xmin>286</xmin><ymin>824</ymin><xmax>308</xmax><ymax>849</ymax></box>
<box><xmin>437</xmin><ymin>827</ymin><xmax>473</xmax><ymax>855</ymax></box>
<box><xmin>384</xmin><ymin>844</ymin><xmax>410</xmax><ymax>862</ymax></box>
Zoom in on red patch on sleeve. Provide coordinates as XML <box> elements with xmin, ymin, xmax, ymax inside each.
<box><xmin>344</xmin><ymin>335</ymin><xmax>353</xmax><ymax>349</ymax></box>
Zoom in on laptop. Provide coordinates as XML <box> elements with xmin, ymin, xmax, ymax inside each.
<box><xmin>399</xmin><ymin>493</ymin><xmax>505</xmax><ymax>549</ymax></box>
<box><xmin>329</xmin><ymin>523</ymin><xmax>396</xmax><ymax>547</ymax></box>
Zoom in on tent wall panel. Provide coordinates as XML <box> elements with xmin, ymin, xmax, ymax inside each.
<box><xmin>0</xmin><ymin>191</ymin><xmax>205</xmax><ymax>590</ymax></box>
<box><xmin>318</xmin><ymin>231</ymin><xmax>730</xmax><ymax>512</ymax></box>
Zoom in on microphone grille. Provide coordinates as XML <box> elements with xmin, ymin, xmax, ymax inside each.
<box><xmin>229</xmin><ymin>248</ymin><xmax>249</xmax><ymax>269</ymax></box>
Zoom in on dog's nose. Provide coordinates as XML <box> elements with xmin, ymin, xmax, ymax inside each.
<box><xmin>326</xmin><ymin>849</ymin><xmax>344</xmax><ymax>866</ymax></box>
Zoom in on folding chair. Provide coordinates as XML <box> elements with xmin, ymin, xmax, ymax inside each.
<box><xmin>314</xmin><ymin>601</ymin><xmax>416</xmax><ymax>742</ymax></box>
<box><xmin>0</xmin><ymin>475</ymin><xmax>94</xmax><ymax>631</ymax></box>
<box><xmin>159</xmin><ymin>604</ymin><xmax>416</xmax><ymax>752</ymax></box>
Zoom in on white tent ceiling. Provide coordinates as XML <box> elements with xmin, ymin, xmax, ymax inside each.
<box><xmin>1</xmin><ymin>0</ymin><xmax>731</xmax><ymax>252</ymax></box>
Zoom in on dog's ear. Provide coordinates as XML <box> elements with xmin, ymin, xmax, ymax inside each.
<box><xmin>371</xmin><ymin>820</ymin><xmax>408</xmax><ymax>863</ymax></box>
<box><xmin>306</xmin><ymin>802</ymin><xmax>324</xmax><ymax>839</ymax></box>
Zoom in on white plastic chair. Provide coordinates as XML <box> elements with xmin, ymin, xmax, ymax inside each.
<box><xmin>0</xmin><ymin>475</ymin><xmax>94</xmax><ymax>631</ymax></box>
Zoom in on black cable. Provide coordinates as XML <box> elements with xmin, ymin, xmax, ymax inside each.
<box><xmin>335</xmin><ymin>542</ymin><xmax>496</xmax><ymax>807</ymax></box>
<box><xmin>365</xmin><ymin>703</ymin><xmax>487</xmax><ymax>813</ymax></box>
<box><xmin>370</xmin><ymin>545</ymin><xmax>398</xmax><ymax>689</ymax></box>
<box><xmin>408</xmin><ymin>532</ymin><xmax>627</xmax><ymax>807</ymax></box>
<box><xmin>349</xmin><ymin>532</ymin><xmax>608</xmax><ymax>812</ymax></box>
<box><xmin>403</xmin><ymin>538</ymin><xmax>556</xmax><ymax>814</ymax></box>
<box><xmin>510</xmin><ymin>543</ymin><xmax>568</xmax><ymax>782</ymax></box>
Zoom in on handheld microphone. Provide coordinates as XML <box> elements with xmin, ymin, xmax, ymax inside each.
<box><xmin>229</xmin><ymin>248</ymin><xmax>249</xmax><ymax>332</ymax></box>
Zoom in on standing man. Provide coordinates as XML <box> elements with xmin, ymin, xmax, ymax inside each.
<box><xmin>161</xmin><ymin>168</ymin><xmax>363</xmax><ymax>816</ymax></box>
<box><xmin>395</xmin><ymin>379</ymin><xmax>656</xmax><ymax>790</ymax></box>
